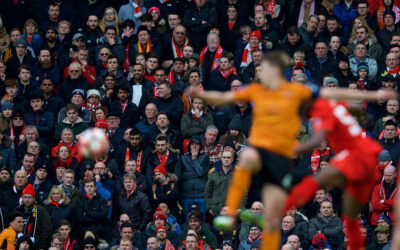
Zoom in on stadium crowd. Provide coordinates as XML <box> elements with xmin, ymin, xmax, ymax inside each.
<box><xmin>0</xmin><ymin>0</ymin><xmax>398</xmax><ymax>249</ymax></box>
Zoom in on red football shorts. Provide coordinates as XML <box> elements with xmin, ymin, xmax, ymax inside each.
<box><xmin>330</xmin><ymin>148</ymin><xmax>381</xmax><ymax>203</ymax></box>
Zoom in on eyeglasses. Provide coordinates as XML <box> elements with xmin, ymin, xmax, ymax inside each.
<box><xmin>100</xmin><ymin>53</ymin><xmax>109</xmax><ymax>56</ymax></box>
<box><xmin>175</xmin><ymin>32</ymin><xmax>185</xmax><ymax>35</ymax></box>
<box><xmin>157</xmin><ymin>230</ymin><xmax>167</xmax><ymax>233</ymax></box>
<box><xmin>70</xmin><ymin>70</ymin><xmax>80</xmax><ymax>73</ymax></box>
<box><xmin>186</xmin><ymin>240</ymin><xmax>198</xmax><ymax>244</ymax></box>
<box><xmin>13</xmin><ymin>117</ymin><xmax>23</xmax><ymax>121</ymax></box>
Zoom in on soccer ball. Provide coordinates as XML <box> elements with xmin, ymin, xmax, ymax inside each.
<box><xmin>78</xmin><ymin>128</ymin><xmax>109</xmax><ymax>159</ymax></box>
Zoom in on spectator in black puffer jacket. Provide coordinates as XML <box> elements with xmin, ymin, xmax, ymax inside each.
<box><xmin>180</xmin><ymin>136</ymin><xmax>210</xmax><ymax>221</ymax></box>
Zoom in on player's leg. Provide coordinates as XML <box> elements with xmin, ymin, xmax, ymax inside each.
<box><xmin>390</xmin><ymin>198</ymin><xmax>400</xmax><ymax>250</ymax></box>
<box><xmin>260</xmin><ymin>183</ymin><xmax>287</xmax><ymax>250</ymax></box>
<box><xmin>284</xmin><ymin>166</ymin><xmax>347</xmax><ymax>212</ymax></box>
<box><xmin>342</xmin><ymin>191</ymin><xmax>365</xmax><ymax>250</ymax></box>
<box><xmin>214</xmin><ymin>147</ymin><xmax>261</xmax><ymax>230</ymax></box>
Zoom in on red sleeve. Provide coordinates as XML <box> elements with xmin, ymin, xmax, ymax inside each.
<box><xmin>81</xmin><ymin>65</ymin><xmax>96</xmax><ymax>86</ymax></box>
<box><xmin>311</xmin><ymin>100</ymin><xmax>336</xmax><ymax>133</ymax></box>
<box><xmin>63</xmin><ymin>66</ymin><xmax>69</xmax><ymax>80</ymax></box>
<box><xmin>371</xmin><ymin>184</ymin><xmax>391</xmax><ymax>212</ymax></box>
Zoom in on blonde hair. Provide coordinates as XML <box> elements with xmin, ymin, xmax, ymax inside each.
<box><xmin>44</xmin><ymin>186</ymin><xmax>71</xmax><ymax>205</ymax></box>
<box><xmin>99</xmin><ymin>7</ymin><xmax>121</xmax><ymax>35</ymax></box>
<box><xmin>22</xmin><ymin>19</ymin><xmax>38</xmax><ymax>34</ymax></box>
<box><xmin>349</xmin><ymin>16</ymin><xmax>374</xmax><ymax>44</ymax></box>
<box><xmin>293</xmin><ymin>51</ymin><xmax>305</xmax><ymax>59</ymax></box>
<box><xmin>58</xmin><ymin>20</ymin><xmax>71</xmax><ymax>28</ymax></box>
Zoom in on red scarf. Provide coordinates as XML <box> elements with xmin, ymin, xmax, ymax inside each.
<box><xmin>126</xmin><ymin>184</ymin><xmax>137</xmax><ymax>199</ymax></box>
<box><xmin>260</xmin><ymin>0</ymin><xmax>276</xmax><ymax>15</ymax></box>
<box><xmin>54</xmin><ymin>157</ymin><xmax>73</xmax><ymax>169</ymax></box>
<box><xmin>144</xmin><ymin>71</ymin><xmax>155</xmax><ymax>82</ymax></box>
<box><xmin>153</xmin><ymin>83</ymin><xmax>160</xmax><ymax>98</ymax></box>
<box><xmin>160</xmin><ymin>0</ymin><xmax>171</xmax><ymax>3</ymax></box>
<box><xmin>219</xmin><ymin>67</ymin><xmax>235</xmax><ymax>78</ymax></box>
<box><xmin>310</xmin><ymin>148</ymin><xmax>330</xmax><ymax>174</ymax></box>
<box><xmin>120</xmin><ymin>101</ymin><xmax>128</xmax><ymax>113</ymax></box>
<box><xmin>167</xmin><ymin>70</ymin><xmax>176</xmax><ymax>85</ymax></box>
<box><xmin>378</xmin><ymin>161</ymin><xmax>393</xmax><ymax>171</ymax></box>
<box><xmin>50</xmin><ymin>200</ymin><xmax>61</xmax><ymax>207</ymax></box>
<box><xmin>10</xmin><ymin>125</ymin><xmax>26</xmax><ymax>147</ymax></box>
<box><xmin>171</xmin><ymin>37</ymin><xmax>189</xmax><ymax>58</ymax></box>
<box><xmin>241</xmin><ymin>42</ymin><xmax>262</xmax><ymax>67</ymax></box>
<box><xmin>85</xmin><ymin>192</ymin><xmax>96</xmax><ymax>200</ymax></box>
<box><xmin>138</xmin><ymin>41</ymin><xmax>151</xmax><ymax>53</ymax></box>
<box><xmin>123</xmin><ymin>43</ymin><xmax>130</xmax><ymax>75</ymax></box>
<box><xmin>157</xmin><ymin>151</ymin><xmax>169</xmax><ymax>166</ymax></box>
<box><xmin>125</xmin><ymin>147</ymin><xmax>143</xmax><ymax>173</ymax></box>
<box><xmin>132</xmin><ymin>1</ymin><xmax>143</xmax><ymax>18</ymax></box>
<box><xmin>357</xmin><ymin>79</ymin><xmax>367</xmax><ymax>89</ymax></box>
<box><xmin>388</xmin><ymin>65</ymin><xmax>400</xmax><ymax>74</ymax></box>
<box><xmin>247</xmin><ymin>234</ymin><xmax>263</xmax><ymax>243</ymax></box>
<box><xmin>63</xmin><ymin>237</ymin><xmax>77</xmax><ymax>250</ymax></box>
<box><xmin>200</xmin><ymin>44</ymin><xmax>223</xmax><ymax>71</ymax></box>
<box><xmin>228</xmin><ymin>21</ymin><xmax>235</xmax><ymax>30</ymax></box>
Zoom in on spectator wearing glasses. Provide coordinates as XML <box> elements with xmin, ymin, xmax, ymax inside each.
<box><xmin>59</xmin><ymin>62</ymin><xmax>91</xmax><ymax>103</ymax></box>
<box><xmin>348</xmin><ymin>42</ymin><xmax>378</xmax><ymax>81</ymax></box>
<box><xmin>96</xmin><ymin>47</ymin><xmax>111</xmax><ymax>74</ymax></box>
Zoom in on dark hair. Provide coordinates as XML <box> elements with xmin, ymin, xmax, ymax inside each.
<box><xmin>122</xmin><ymin>19</ymin><xmax>135</xmax><ymax>29</ymax></box>
<box><xmin>156</xmin><ymin>134</ymin><xmax>169</xmax><ymax>142</ymax></box>
<box><xmin>83</xmin><ymin>178</ymin><xmax>96</xmax><ymax>186</ymax></box>
<box><xmin>357</xmin><ymin>0</ymin><xmax>369</xmax><ymax>7</ymax></box>
<box><xmin>327</xmin><ymin>15</ymin><xmax>339</xmax><ymax>23</ymax></box>
<box><xmin>66</xmin><ymin>103</ymin><xmax>80</xmax><ymax>112</ymax></box>
<box><xmin>140</xmin><ymin>13</ymin><xmax>153</xmax><ymax>22</ymax></box>
<box><xmin>158</xmin><ymin>81</ymin><xmax>172</xmax><ymax>89</ymax></box>
<box><xmin>107</xmin><ymin>55</ymin><xmax>118</xmax><ymax>62</ymax></box>
<box><xmin>120</xmin><ymin>222</ymin><xmax>135</xmax><ymax>232</ymax></box>
<box><xmin>8</xmin><ymin>211</ymin><xmax>23</xmax><ymax>224</ymax></box>
<box><xmin>154</xmin><ymin>67</ymin><xmax>166</xmax><ymax>74</ymax></box>
<box><xmin>78</xmin><ymin>45</ymin><xmax>89</xmax><ymax>52</ymax></box>
<box><xmin>319</xmin><ymin>155</ymin><xmax>330</xmax><ymax>162</ymax></box>
<box><xmin>18</xmin><ymin>65</ymin><xmax>31</xmax><ymax>74</ymax></box>
<box><xmin>29</xmin><ymin>93</ymin><xmax>44</xmax><ymax>101</ymax></box>
<box><xmin>188</xmin><ymin>69</ymin><xmax>201</xmax><ymax>77</ymax></box>
<box><xmin>129</xmin><ymin>128</ymin><xmax>141</xmax><ymax>136</ymax></box>
<box><xmin>118</xmin><ymin>84</ymin><xmax>130</xmax><ymax>93</ymax></box>
<box><xmin>156</xmin><ymin>111</ymin><xmax>169</xmax><ymax>120</ymax></box>
<box><xmin>385</xmin><ymin>119</ymin><xmax>397</xmax><ymax>128</ymax></box>
<box><xmin>4</xmin><ymin>78</ymin><xmax>18</xmax><ymax>88</ymax></box>
<box><xmin>287</xmin><ymin>26</ymin><xmax>300</xmax><ymax>36</ymax></box>
<box><xmin>105</xmin><ymin>25</ymin><xmax>117</xmax><ymax>33</ymax></box>
<box><xmin>58</xmin><ymin>220</ymin><xmax>71</xmax><ymax>229</ymax></box>
<box><xmin>356</xmin><ymin>25</ymin><xmax>368</xmax><ymax>33</ymax></box>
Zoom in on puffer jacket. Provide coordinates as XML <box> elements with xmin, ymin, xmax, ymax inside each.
<box><xmin>181</xmin><ymin>154</ymin><xmax>210</xmax><ymax>198</ymax></box>
<box><xmin>24</xmin><ymin>108</ymin><xmax>55</xmax><ymax>141</ymax></box>
<box><xmin>348</xmin><ymin>54</ymin><xmax>378</xmax><ymax>81</ymax></box>
<box><xmin>181</xmin><ymin>111</ymin><xmax>214</xmax><ymax>139</ymax></box>
<box><xmin>308</xmin><ymin>214</ymin><xmax>344</xmax><ymax>249</ymax></box>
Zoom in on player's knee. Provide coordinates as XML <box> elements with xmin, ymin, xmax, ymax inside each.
<box><xmin>238</xmin><ymin>148</ymin><xmax>260</xmax><ymax>169</ymax></box>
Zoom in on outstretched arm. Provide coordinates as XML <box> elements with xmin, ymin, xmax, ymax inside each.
<box><xmin>190</xmin><ymin>87</ymin><xmax>236</xmax><ymax>106</ymax></box>
<box><xmin>319</xmin><ymin>88</ymin><xmax>398</xmax><ymax>101</ymax></box>
<box><xmin>295</xmin><ymin>130</ymin><xmax>327</xmax><ymax>155</ymax></box>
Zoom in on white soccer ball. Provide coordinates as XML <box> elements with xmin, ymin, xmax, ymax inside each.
<box><xmin>78</xmin><ymin>128</ymin><xmax>109</xmax><ymax>159</ymax></box>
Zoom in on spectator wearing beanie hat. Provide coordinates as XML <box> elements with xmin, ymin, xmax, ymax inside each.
<box><xmin>144</xmin><ymin>0</ymin><xmax>178</xmax><ymax>20</ymax></box>
<box><xmin>376</xmin><ymin>149</ymin><xmax>393</xmax><ymax>180</ymax></box>
<box><xmin>16</xmin><ymin>183</ymin><xmax>53</xmax><ymax>249</ymax></box>
<box><xmin>356</xmin><ymin>62</ymin><xmax>370</xmax><ymax>89</ymax></box>
<box><xmin>95</xmin><ymin>119</ymin><xmax>109</xmax><ymax>133</ymax></box>
<box><xmin>0</xmin><ymin>101</ymin><xmax>13</xmax><ymax>131</ymax></box>
<box><xmin>151</xmin><ymin>164</ymin><xmax>179</xmax><ymax>217</ymax></box>
<box><xmin>237</xmin><ymin>30</ymin><xmax>265</xmax><ymax>69</ymax></box>
<box><xmin>141</xmin><ymin>210</ymin><xmax>178</xmax><ymax>248</ymax></box>
<box><xmin>178</xmin><ymin>209</ymin><xmax>218</xmax><ymax>249</ymax></box>
<box><xmin>310</xmin><ymin>233</ymin><xmax>331</xmax><ymax>249</ymax></box>
<box><xmin>155</xmin><ymin>224</ymin><xmax>175</xmax><ymax>250</ymax></box>
<box><xmin>83</xmin><ymin>89</ymin><xmax>102</xmax><ymax>119</ymax></box>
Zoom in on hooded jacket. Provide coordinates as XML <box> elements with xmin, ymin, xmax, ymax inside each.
<box><xmin>181</xmin><ymin>153</ymin><xmax>210</xmax><ymax>198</ymax></box>
<box><xmin>371</xmin><ymin>179</ymin><xmax>399</xmax><ymax>225</ymax></box>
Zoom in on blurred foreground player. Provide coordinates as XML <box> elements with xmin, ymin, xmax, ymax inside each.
<box><xmin>284</xmin><ymin>98</ymin><xmax>392</xmax><ymax>250</ymax></box>
<box><xmin>190</xmin><ymin>51</ymin><xmax>397</xmax><ymax>250</ymax></box>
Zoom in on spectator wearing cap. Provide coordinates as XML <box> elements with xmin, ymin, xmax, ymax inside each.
<box><xmin>54</xmin><ymin>103</ymin><xmax>88</xmax><ymax>141</ymax></box>
<box><xmin>146</xmin><ymin>134</ymin><xmax>181</xmax><ymax>184</ymax></box>
<box><xmin>115</xmin><ymin>173</ymin><xmax>152</xmax><ymax>232</ymax></box>
<box><xmin>181</xmin><ymin>96</ymin><xmax>214</xmax><ymax>139</ymax></box>
<box><xmin>323</xmin><ymin>77</ymin><xmax>339</xmax><ymax>88</ymax></box>
<box><xmin>108</xmin><ymin>84</ymin><xmax>140</xmax><ymax>129</ymax></box>
<box><xmin>83</xmin><ymin>89</ymin><xmax>102</xmax><ymax>117</ymax></box>
<box><xmin>63</xmin><ymin>46</ymin><xmax>96</xmax><ymax>87</ymax></box>
<box><xmin>238</xmin><ymin>224</ymin><xmax>263</xmax><ymax>250</ymax></box>
<box><xmin>31</xmin><ymin>163</ymin><xmax>52</xmax><ymax>205</ymax></box>
<box><xmin>5</xmin><ymin>39</ymin><xmax>36</xmax><ymax>78</ymax></box>
<box><xmin>58</xmin><ymin>62</ymin><xmax>91</xmax><ymax>104</ymax></box>
<box><xmin>81</xmin><ymin>235</ymin><xmax>98</xmax><ymax>250</ymax></box>
<box><xmin>24</xmin><ymin>93</ymin><xmax>55</xmax><ymax>144</ymax></box>
<box><xmin>308</xmin><ymin>200</ymin><xmax>343</xmax><ymax>249</ymax></box>
<box><xmin>376</xmin><ymin>149</ymin><xmax>393</xmax><ymax>179</ymax></box>
<box><xmin>95</xmin><ymin>26</ymin><xmax>125</xmax><ymax>65</ymax></box>
<box><xmin>371</xmin><ymin>165</ymin><xmax>398</xmax><ymax>225</ymax></box>
<box><xmin>142</xmin><ymin>210</ymin><xmax>178</xmax><ymax>248</ymax></box>
<box><xmin>57</xmin><ymin>89</ymin><xmax>92</xmax><ymax>124</ymax></box>
<box><xmin>306</xmin><ymin>41</ymin><xmax>337</xmax><ymax>85</ymax></box>
<box><xmin>16</xmin><ymin>183</ymin><xmax>53</xmax><ymax>249</ymax></box>
<box><xmin>309</xmin><ymin>233</ymin><xmax>331</xmax><ymax>250</ymax></box>
<box><xmin>144</xmin><ymin>0</ymin><xmax>178</xmax><ymax>20</ymax></box>
<box><xmin>179</xmin><ymin>209</ymin><xmax>218</xmax><ymax>249</ymax></box>
<box><xmin>150</xmin><ymin>164</ymin><xmax>179</xmax><ymax>218</ymax></box>
<box><xmin>181</xmin><ymin>136</ymin><xmax>210</xmax><ymax>220</ymax></box>
<box><xmin>71</xmin><ymin>33</ymin><xmax>87</xmax><ymax>48</ymax></box>
<box><xmin>367</xmin><ymin>226</ymin><xmax>391</xmax><ymax>250</ymax></box>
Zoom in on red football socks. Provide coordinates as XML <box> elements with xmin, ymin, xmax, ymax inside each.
<box><xmin>343</xmin><ymin>215</ymin><xmax>364</xmax><ymax>250</ymax></box>
<box><xmin>283</xmin><ymin>176</ymin><xmax>319</xmax><ymax>214</ymax></box>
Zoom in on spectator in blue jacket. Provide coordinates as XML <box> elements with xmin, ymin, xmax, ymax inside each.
<box><xmin>30</xmin><ymin>48</ymin><xmax>61</xmax><ymax>87</ymax></box>
<box><xmin>333</xmin><ymin>0</ymin><xmax>357</xmax><ymax>33</ymax></box>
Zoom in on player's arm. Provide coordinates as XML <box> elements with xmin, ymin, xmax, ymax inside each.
<box><xmin>190</xmin><ymin>88</ymin><xmax>235</xmax><ymax>106</ymax></box>
<box><xmin>319</xmin><ymin>88</ymin><xmax>398</xmax><ymax>101</ymax></box>
<box><xmin>295</xmin><ymin>130</ymin><xmax>327</xmax><ymax>155</ymax></box>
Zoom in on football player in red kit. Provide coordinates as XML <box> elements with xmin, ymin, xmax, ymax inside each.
<box><xmin>284</xmin><ymin>99</ymin><xmax>384</xmax><ymax>250</ymax></box>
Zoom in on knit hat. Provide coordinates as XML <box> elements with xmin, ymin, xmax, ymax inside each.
<box><xmin>251</xmin><ymin>239</ymin><xmax>261</xmax><ymax>249</ymax></box>
<box><xmin>383</xmin><ymin>74</ymin><xmax>396</xmax><ymax>82</ymax></box>
<box><xmin>87</xmin><ymin>89</ymin><xmax>101</xmax><ymax>99</ymax></box>
<box><xmin>249</xmin><ymin>30</ymin><xmax>262</xmax><ymax>41</ymax></box>
<box><xmin>82</xmin><ymin>236</ymin><xmax>97</xmax><ymax>247</ymax></box>
<box><xmin>189</xmin><ymin>209</ymin><xmax>203</xmax><ymax>222</ymax></box>
<box><xmin>228</xmin><ymin>117</ymin><xmax>242</xmax><ymax>131</ymax></box>
<box><xmin>294</xmin><ymin>73</ymin><xmax>308</xmax><ymax>82</ymax></box>
<box><xmin>95</xmin><ymin>119</ymin><xmax>108</xmax><ymax>130</ymax></box>
<box><xmin>189</xmin><ymin>53</ymin><xmax>200</xmax><ymax>65</ymax></box>
<box><xmin>22</xmin><ymin>184</ymin><xmax>35</xmax><ymax>198</ymax></box>
<box><xmin>311</xmin><ymin>233</ymin><xmax>326</xmax><ymax>247</ymax></box>
<box><xmin>72</xmin><ymin>89</ymin><xmax>85</xmax><ymax>98</ymax></box>
<box><xmin>36</xmin><ymin>164</ymin><xmax>50</xmax><ymax>173</ymax></box>
<box><xmin>16</xmin><ymin>235</ymin><xmax>33</xmax><ymax>249</ymax></box>
<box><xmin>155</xmin><ymin>225</ymin><xmax>168</xmax><ymax>235</ymax></box>
<box><xmin>153</xmin><ymin>211</ymin><xmax>167</xmax><ymax>222</ymax></box>
<box><xmin>0</xmin><ymin>165</ymin><xmax>11</xmax><ymax>174</ymax></box>
<box><xmin>377</xmin><ymin>214</ymin><xmax>392</xmax><ymax>226</ymax></box>
<box><xmin>148</xmin><ymin>7</ymin><xmax>161</xmax><ymax>16</ymax></box>
<box><xmin>324</xmin><ymin>77</ymin><xmax>339</xmax><ymax>87</ymax></box>
<box><xmin>1</xmin><ymin>102</ymin><xmax>13</xmax><ymax>112</ymax></box>
<box><xmin>249</xmin><ymin>223</ymin><xmax>261</xmax><ymax>230</ymax></box>
<box><xmin>222</xmin><ymin>240</ymin><xmax>233</xmax><ymax>247</ymax></box>
<box><xmin>15</xmin><ymin>38</ymin><xmax>27</xmax><ymax>47</ymax></box>
<box><xmin>379</xmin><ymin>149</ymin><xmax>392</xmax><ymax>161</ymax></box>
<box><xmin>154</xmin><ymin>164</ymin><xmax>167</xmax><ymax>176</ymax></box>
<box><xmin>383</xmin><ymin>10</ymin><xmax>396</xmax><ymax>20</ymax></box>
<box><xmin>375</xmin><ymin>225</ymin><xmax>390</xmax><ymax>234</ymax></box>
<box><xmin>223</xmin><ymin>140</ymin><xmax>236</xmax><ymax>150</ymax></box>
<box><xmin>69</xmin><ymin>45</ymin><xmax>78</xmax><ymax>53</ymax></box>
<box><xmin>357</xmin><ymin>62</ymin><xmax>369</xmax><ymax>74</ymax></box>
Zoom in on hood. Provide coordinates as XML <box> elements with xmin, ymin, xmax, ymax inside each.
<box><xmin>62</xmin><ymin>116</ymin><xmax>83</xmax><ymax>124</ymax></box>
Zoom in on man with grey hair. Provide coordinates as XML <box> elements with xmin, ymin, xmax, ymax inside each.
<box><xmin>16</xmin><ymin>125</ymin><xmax>50</xmax><ymax>164</ymax></box>
<box><xmin>58</xmin><ymin>61</ymin><xmax>91</xmax><ymax>103</ymax></box>
<box><xmin>239</xmin><ymin>201</ymin><xmax>265</xmax><ymax>240</ymax></box>
<box><xmin>199</xmin><ymin>32</ymin><xmax>225</xmax><ymax>88</ymax></box>
<box><xmin>201</xmin><ymin>125</ymin><xmax>223</xmax><ymax>167</ymax></box>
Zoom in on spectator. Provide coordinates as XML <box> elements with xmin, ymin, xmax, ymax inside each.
<box><xmin>135</xmin><ymin>103</ymin><xmax>158</xmax><ymax>137</ymax></box>
<box><xmin>347</xmin><ymin>26</ymin><xmax>383</xmax><ymax>61</ymax></box>
<box><xmin>73</xmin><ymin>178</ymin><xmax>108</xmax><ymax>238</ymax></box>
<box><xmin>201</xmin><ymin>125</ymin><xmax>223</xmax><ymax>167</ymax></box>
<box><xmin>181</xmin><ymin>97</ymin><xmax>214</xmax><ymax>139</ymax></box>
<box><xmin>58</xmin><ymin>63</ymin><xmax>91</xmax><ymax>104</ymax></box>
<box><xmin>306</xmin><ymin>41</ymin><xmax>337</xmax><ymax>84</ymax></box>
<box><xmin>108</xmin><ymin>85</ymin><xmax>140</xmax><ymax>130</ymax></box>
<box><xmin>212</xmin><ymin>206</ymin><xmax>240</xmax><ymax>249</ymax></box>
<box><xmin>99</xmin><ymin>7</ymin><xmax>121</xmax><ymax>35</ymax></box>
<box><xmin>16</xmin><ymin>184</ymin><xmax>53</xmax><ymax>249</ymax></box>
<box><xmin>54</xmin><ymin>103</ymin><xmax>88</xmax><ymax>140</ymax></box>
<box><xmin>141</xmin><ymin>210</ymin><xmax>178</xmax><ymax>247</ymax></box>
<box><xmin>128</xmin><ymin>64</ymin><xmax>153</xmax><ymax>107</ymax></box>
<box><xmin>83</xmin><ymin>14</ymin><xmax>103</xmax><ymax>48</ymax></box>
<box><xmin>308</xmin><ymin>200</ymin><xmax>343</xmax><ymax>249</ymax></box>
<box><xmin>95</xmin><ymin>26</ymin><xmax>125</xmax><ymax>65</ymax></box>
<box><xmin>238</xmin><ymin>224</ymin><xmax>263</xmax><ymax>250</ymax></box>
<box><xmin>286</xmin><ymin>235</ymin><xmax>302</xmax><ymax>250</ymax></box>
<box><xmin>31</xmin><ymin>164</ymin><xmax>52</xmax><ymax>205</ymax></box>
<box><xmin>110</xmin><ymin>222</ymin><xmax>142</xmax><ymax>250</ymax></box>
<box><xmin>299</xmin><ymin>15</ymin><xmax>319</xmax><ymax>47</ymax></box>
<box><xmin>158</xmin><ymin>202</ymin><xmax>182</xmax><ymax>235</ymax></box>
<box><xmin>43</xmin><ymin>186</ymin><xmax>73</xmax><ymax>229</ymax></box>
<box><xmin>115</xmin><ymin>173</ymin><xmax>152</xmax><ymax>232</ymax></box>
<box><xmin>209</xmin><ymin>54</ymin><xmax>238</xmax><ymax>91</ymax></box>
<box><xmin>147</xmin><ymin>236</ymin><xmax>161</xmax><ymax>250</ymax></box>
<box><xmin>371</xmin><ymin>165</ymin><xmax>398</xmax><ymax>225</ymax></box>
<box><xmin>5</xmin><ymin>39</ymin><xmax>35</xmax><ymax>78</ymax></box>
<box><xmin>116</xmin><ymin>158</ymin><xmax>148</xmax><ymax>194</ymax></box>
<box><xmin>118</xmin><ymin>0</ymin><xmax>147</xmax><ymax>30</ymax></box>
<box><xmin>379</xmin><ymin>120</ymin><xmax>400</xmax><ymax>165</ymax></box>
<box><xmin>96</xmin><ymin>55</ymin><xmax>128</xmax><ymax>88</ymax></box>
<box><xmin>156</xmin><ymin>225</ymin><xmax>175</xmax><ymax>250</ymax></box>
<box><xmin>367</xmin><ymin>226</ymin><xmax>391</xmax><ymax>250</ymax></box>
<box><xmin>64</xmin><ymin>46</ymin><xmax>96</xmax><ymax>86</ymax></box>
